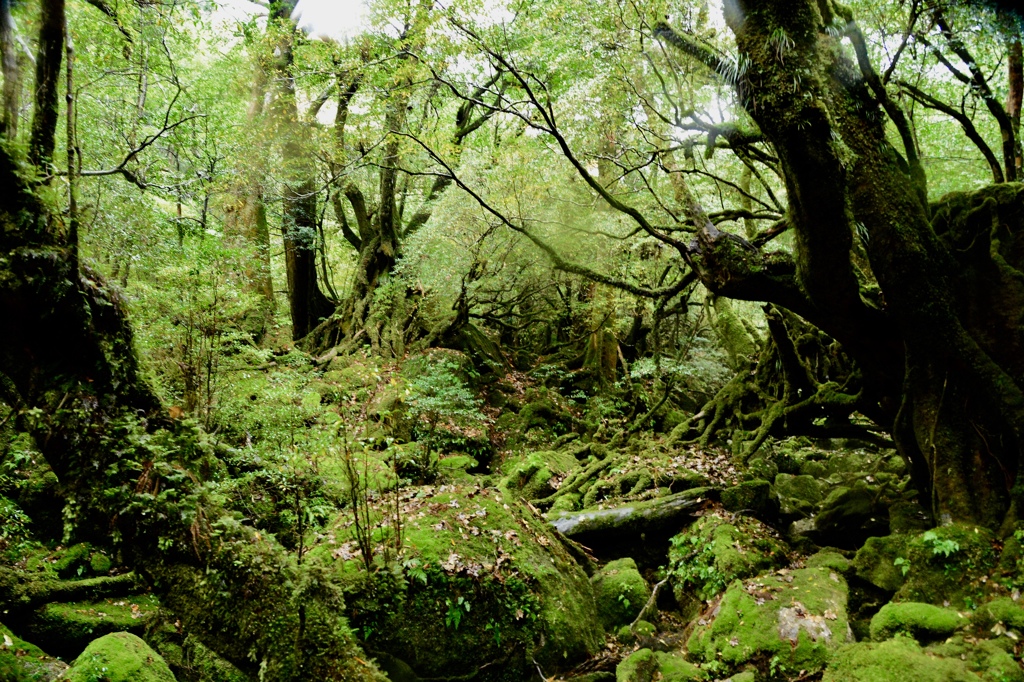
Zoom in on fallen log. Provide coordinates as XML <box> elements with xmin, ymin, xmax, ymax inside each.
<box><xmin>546</xmin><ymin>488</ymin><xmax>715</xmax><ymax>566</ymax></box>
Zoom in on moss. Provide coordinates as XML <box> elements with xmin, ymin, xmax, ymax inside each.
<box><xmin>616</xmin><ymin>620</ymin><xmax>655</xmax><ymax>644</ymax></box>
<box><xmin>869</xmin><ymin>602</ymin><xmax>965</xmax><ymax>642</ymax></box>
<box><xmin>309</xmin><ymin>485</ymin><xmax>602</xmax><ymax>681</ymax></box>
<box><xmin>686</xmin><ymin>567</ymin><xmax>851</xmax><ymax>678</ymax></box>
<box><xmin>852</xmin><ymin>535</ymin><xmax>909</xmax><ymax>593</ymax></box>
<box><xmin>973</xmin><ymin>597</ymin><xmax>1024</xmax><ymax>632</ymax></box>
<box><xmin>592</xmin><ymin>558</ymin><xmax>650</xmax><ymax>629</ymax></box>
<box><xmin>26</xmin><ymin>596</ymin><xmax>159</xmax><ymax>659</ymax></box>
<box><xmin>822</xmin><ymin>635</ymin><xmax>979</xmax><ymax>682</ymax></box>
<box><xmin>928</xmin><ymin>635</ymin><xmax>1024</xmax><ymax>682</ymax></box>
<box><xmin>806</xmin><ymin>551</ymin><xmax>852</xmax><ymax>574</ymax></box>
<box><xmin>616</xmin><ymin>648</ymin><xmax>659</xmax><ymax>682</ymax></box>
<box><xmin>668</xmin><ymin>513</ymin><xmax>788</xmax><ymax>610</ymax></box>
<box><xmin>1</xmin><ymin>621</ymin><xmax>67</xmax><ymax>682</ymax></box>
<box><xmin>63</xmin><ymin>632</ymin><xmax>175</xmax><ymax>682</ymax></box>
<box><xmin>720</xmin><ymin>480</ymin><xmax>774</xmax><ymax>518</ymax></box>
<box><xmin>503</xmin><ymin>450</ymin><xmax>579</xmax><ymax>500</ymax></box>
<box><xmin>89</xmin><ymin>553</ymin><xmax>113</xmax><ymax>576</ymax></box>
<box><xmin>774</xmin><ymin>473</ymin><xmax>823</xmax><ymax>518</ymax></box>
<box><xmin>893</xmin><ymin>526</ymin><xmax>998</xmax><ymax>607</ymax></box>
<box><xmin>616</xmin><ymin>648</ymin><xmax>706</xmax><ymax>682</ymax></box>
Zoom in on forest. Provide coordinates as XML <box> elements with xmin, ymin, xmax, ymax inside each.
<box><xmin>1</xmin><ymin>0</ymin><xmax>1024</xmax><ymax>679</ymax></box>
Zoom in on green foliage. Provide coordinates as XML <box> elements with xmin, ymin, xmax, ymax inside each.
<box><xmin>922</xmin><ymin>530</ymin><xmax>961</xmax><ymax>559</ymax></box>
<box><xmin>405</xmin><ymin>357</ymin><xmax>486</xmax><ymax>476</ymax></box>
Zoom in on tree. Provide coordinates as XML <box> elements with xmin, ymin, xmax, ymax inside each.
<box><xmin>0</xmin><ymin>1</ymin><xmax>384</xmax><ymax>677</ymax></box>
<box><xmin>412</xmin><ymin>0</ymin><xmax>1024</xmax><ymax>530</ymax></box>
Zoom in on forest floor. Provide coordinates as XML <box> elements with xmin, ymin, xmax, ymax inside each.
<box><xmin>2</xmin><ymin>346</ymin><xmax>1024</xmax><ymax>682</ymax></box>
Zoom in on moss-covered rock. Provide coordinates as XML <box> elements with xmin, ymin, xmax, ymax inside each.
<box><xmin>503</xmin><ymin>450</ymin><xmax>579</xmax><ymax>501</ymax></box>
<box><xmin>592</xmin><ymin>558</ymin><xmax>650</xmax><ymax>630</ymax></box>
<box><xmin>806</xmin><ymin>551</ymin><xmax>852</xmax><ymax>574</ymax></box>
<box><xmin>928</xmin><ymin>635</ymin><xmax>1024</xmax><ymax>682</ymax></box>
<box><xmin>62</xmin><ymin>632</ymin><xmax>175</xmax><ymax>682</ymax></box>
<box><xmin>813</xmin><ymin>483</ymin><xmax>889</xmax><ymax>548</ymax></box>
<box><xmin>852</xmin><ymin>535</ymin><xmax>908</xmax><ymax>594</ymax></box>
<box><xmin>310</xmin><ymin>485</ymin><xmax>603</xmax><ymax>681</ymax></box>
<box><xmin>616</xmin><ymin>620</ymin><xmax>656</xmax><ymax>644</ymax></box>
<box><xmin>1</xmin><ymin>621</ymin><xmax>67</xmax><ymax>682</ymax></box>
<box><xmin>822</xmin><ymin>635</ymin><xmax>979</xmax><ymax>682</ymax></box>
<box><xmin>869</xmin><ymin>602</ymin><xmax>966</xmax><ymax>642</ymax></box>
<box><xmin>667</xmin><ymin>513</ymin><xmax>788</xmax><ymax>617</ymax></box>
<box><xmin>720</xmin><ymin>480</ymin><xmax>774</xmax><ymax>519</ymax></box>
<box><xmin>615</xmin><ymin>648</ymin><xmax>705</xmax><ymax>682</ymax></box>
<box><xmin>852</xmin><ymin>527</ymin><xmax>1000</xmax><ymax>624</ymax></box>
<box><xmin>26</xmin><ymin>596</ymin><xmax>159</xmax><ymax>660</ymax></box>
<box><xmin>773</xmin><ymin>473</ymin><xmax>823</xmax><ymax>519</ymax></box>
<box><xmin>686</xmin><ymin>567</ymin><xmax>851</xmax><ymax>678</ymax></box>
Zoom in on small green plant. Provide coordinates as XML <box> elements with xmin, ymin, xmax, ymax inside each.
<box><xmin>406</xmin><ymin>357</ymin><xmax>485</xmax><ymax>479</ymax></box>
<box><xmin>445</xmin><ymin>595</ymin><xmax>471</xmax><ymax>629</ymax></box>
<box><xmin>922</xmin><ymin>530</ymin><xmax>960</xmax><ymax>558</ymax></box>
<box><xmin>617</xmin><ymin>592</ymin><xmax>632</xmax><ymax>611</ymax></box>
<box><xmin>893</xmin><ymin>556</ymin><xmax>911</xmax><ymax>576</ymax></box>
<box><xmin>485</xmin><ymin>618</ymin><xmax>501</xmax><ymax>646</ymax></box>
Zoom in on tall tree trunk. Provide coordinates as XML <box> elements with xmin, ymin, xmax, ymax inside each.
<box><xmin>28</xmin><ymin>0</ymin><xmax>63</xmax><ymax>172</ymax></box>
<box><xmin>0</xmin><ymin>0</ymin><xmax>20</xmax><ymax>136</ymax></box>
<box><xmin>269</xmin><ymin>4</ymin><xmax>334</xmax><ymax>341</ymax></box>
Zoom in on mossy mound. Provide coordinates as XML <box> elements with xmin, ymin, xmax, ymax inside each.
<box><xmin>62</xmin><ymin>632</ymin><xmax>175</xmax><ymax>682</ymax></box>
<box><xmin>852</xmin><ymin>526</ymin><xmax>998</xmax><ymax>606</ymax></box>
<box><xmin>686</xmin><ymin>567</ymin><xmax>851</xmax><ymax>678</ymax></box>
<box><xmin>310</xmin><ymin>484</ymin><xmax>603</xmax><ymax>681</ymax></box>
<box><xmin>592</xmin><ymin>558</ymin><xmax>650</xmax><ymax>629</ymax></box>
<box><xmin>868</xmin><ymin>602</ymin><xmax>966</xmax><ymax>642</ymax></box>
<box><xmin>615</xmin><ymin>648</ymin><xmax>706</xmax><ymax>682</ymax></box>
<box><xmin>773</xmin><ymin>473</ymin><xmax>823</xmax><ymax>519</ymax></box>
<box><xmin>928</xmin><ymin>635</ymin><xmax>1024</xmax><ymax>682</ymax></box>
<box><xmin>667</xmin><ymin>512</ymin><xmax>788</xmax><ymax>616</ymax></box>
<box><xmin>719</xmin><ymin>480</ymin><xmax>774</xmax><ymax>519</ymax></box>
<box><xmin>822</xmin><ymin>635</ymin><xmax>983</xmax><ymax>682</ymax></box>
<box><xmin>26</xmin><ymin>596</ymin><xmax>159</xmax><ymax>660</ymax></box>
<box><xmin>1</xmin><ymin>621</ymin><xmax>67</xmax><ymax>682</ymax></box>
<box><xmin>503</xmin><ymin>449</ymin><xmax>579</xmax><ymax>500</ymax></box>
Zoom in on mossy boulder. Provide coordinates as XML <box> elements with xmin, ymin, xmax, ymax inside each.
<box><xmin>311</xmin><ymin>485</ymin><xmax>603</xmax><ymax>681</ymax></box>
<box><xmin>1</xmin><ymin>621</ymin><xmax>67</xmax><ymax>681</ymax></box>
<box><xmin>813</xmin><ymin>483</ymin><xmax>889</xmax><ymax>548</ymax></box>
<box><xmin>806</xmin><ymin>551</ymin><xmax>852</xmax><ymax>574</ymax></box>
<box><xmin>62</xmin><ymin>632</ymin><xmax>175</xmax><ymax>682</ymax></box>
<box><xmin>503</xmin><ymin>450</ymin><xmax>579</xmax><ymax>501</ymax></box>
<box><xmin>26</xmin><ymin>596</ymin><xmax>159</xmax><ymax>659</ymax></box>
<box><xmin>615</xmin><ymin>648</ymin><xmax>705</xmax><ymax>682</ymax></box>
<box><xmin>720</xmin><ymin>480</ymin><xmax>774</xmax><ymax>519</ymax></box>
<box><xmin>928</xmin><ymin>635</ymin><xmax>1024</xmax><ymax>682</ymax></box>
<box><xmin>667</xmin><ymin>513</ymin><xmax>788</xmax><ymax>617</ymax></box>
<box><xmin>616</xmin><ymin>620</ymin><xmax>656</xmax><ymax>644</ymax></box>
<box><xmin>592</xmin><ymin>558</ymin><xmax>650</xmax><ymax>630</ymax></box>
<box><xmin>686</xmin><ymin>567</ymin><xmax>851</xmax><ymax>678</ymax></box>
<box><xmin>773</xmin><ymin>473</ymin><xmax>823</xmax><ymax>519</ymax></box>
<box><xmin>856</xmin><ymin>526</ymin><xmax>998</xmax><ymax>607</ymax></box>
<box><xmin>869</xmin><ymin>602</ymin><xmax>966</xmax><ymax>642</ymax></box>
<box><xmin>822</xmin><ymin>635</ymin><xmax>980</xmax><ymax>682</ymax></box>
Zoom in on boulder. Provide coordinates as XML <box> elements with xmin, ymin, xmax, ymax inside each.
<box><xmin>592</xmin><ymin>558</ymin><xmax>650</xmax><ymax>630</ymax></box>
<box><xmin>666</xmin><ymin>513</ymin><xmax>788</xmax><ymax>617</ymax></box>
<box><xmin>311</xmin><ymin>484</ymin><xmax>603</xmax><ymax>681</ymax></box>
<box><xmin>1</xmin><ymin>621</ymin><xmax>67</xmax><ymax>681</ymax></box>
<box><xmin>615</xmin><ymin>648</ymin><xmax>705</xmax><ymax>682</ymax></box>
<box><xmin>823</xmin><ymin>635</ymin><xmax>978</xmax><ymax>682</ymax></box>
<box><xmin>686</xmin><ymin>567</ymin><xmax>852</xmax><ymax>678</ymax></box>
<box><xmin>869</xmin><ymin>602</ymin><xmax>966</xmax><ymax>642</ymax></box>
<box><xmin>62</xmin><ymin>632</ymin><xmax>175</xmax><ymax>682</ymax></box>
<box><xmin>773</xmin><ymin>474</ymin><xmax>822</xmax><ymax>519</ymax></box>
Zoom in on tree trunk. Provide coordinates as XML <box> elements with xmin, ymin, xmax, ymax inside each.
<box><xmin>28</xmin><ymin>0</ymin><xmax>63</xmax><ymax>172</ymax></box>
<box><xmin>707</xmin><ymin>0</ymin><xmax>1024</xmax><ymax>529</ymax></box>
<box><xmin>269</xmin><ymin>4</ymin><xmax>334</xmax><ymax>341</ymax></box>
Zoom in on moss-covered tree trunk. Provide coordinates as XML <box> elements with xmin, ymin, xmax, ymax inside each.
<box><xmin>694</xmin><ymin>0</ymin><xmax>1024</xmax><ymax>529</ymax></box>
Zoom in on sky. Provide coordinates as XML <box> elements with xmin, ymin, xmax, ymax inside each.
<box><xmin>213</xmin><ymin>0</ymin><xmax>371</xmax><ymax>41</ymax></box>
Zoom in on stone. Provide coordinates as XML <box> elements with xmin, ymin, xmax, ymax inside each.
<box><xmin>63</xmin><ymin>633</ymin><xmax>175</xmax><ymax>682</ymax></box>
